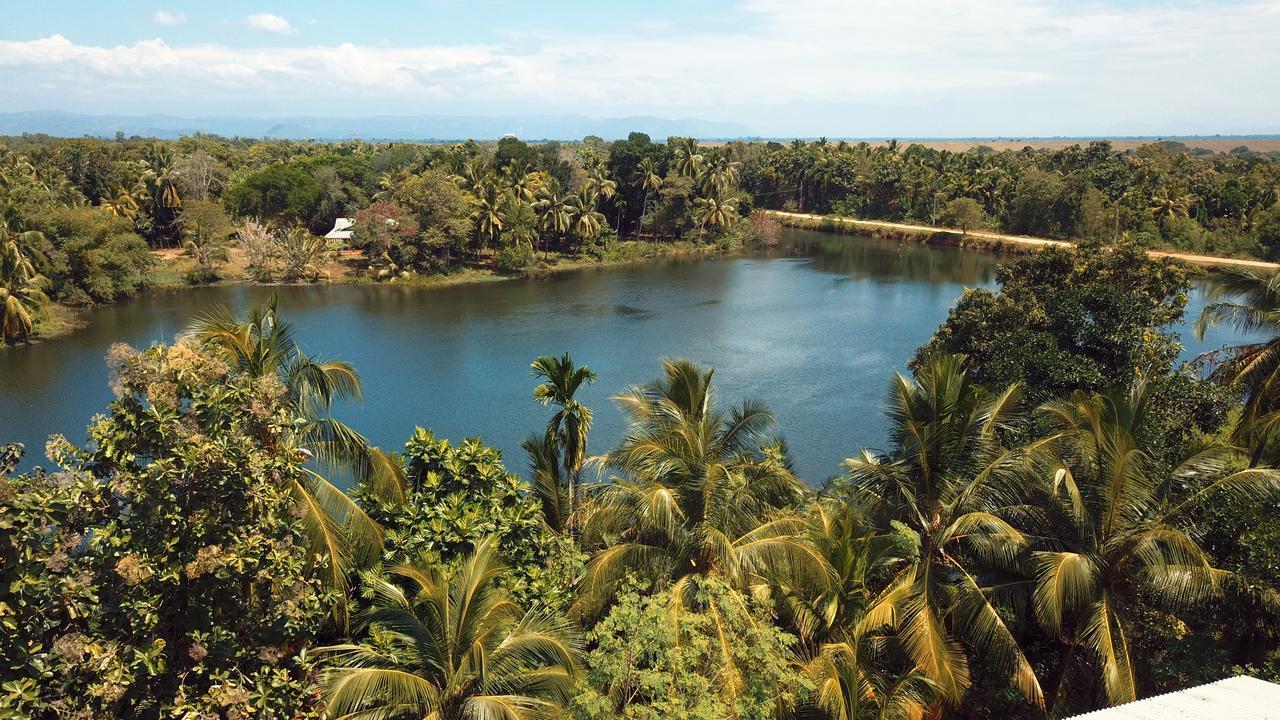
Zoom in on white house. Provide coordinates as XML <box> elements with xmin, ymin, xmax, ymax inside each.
<box><xmin>324</xmin><ymin>217</ymin><xmax>354</xmax><ymax>242</ymax></box>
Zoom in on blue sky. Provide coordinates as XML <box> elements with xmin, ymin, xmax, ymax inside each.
<box><xmin>3</xmin><ymin>1</ymin><xmax>1279</xmax><ymax>136</ymax></box>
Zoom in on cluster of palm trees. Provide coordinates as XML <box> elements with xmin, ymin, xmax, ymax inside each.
<box><xmin>100</xmin><ymin>143</ymin><xmax>185</xmax><ymax>246</ymax></box>
<box><xmin>0</xmin><ymin>223</ymin><xmax>50</xmax><ymax>343</ymax></box>
<box><xmin>469</xmin><ymin>352</ymin><xmax>1279</xmax><ymax>718</ymax></box>
<box><xmin>752</xmin><ymin>138</ymin><xmax>1277</xmax><ymax>245</ymax></box>
<box><xmin>635</xmin><ymin>137</ymin><xmax>744</xmax><ymax>239</ymax></box>
<box><xmin>449</xmin><ymin>159</ymin><xmax>611</xmax><ymax>256</ymax></box>
<box><xmin>169</xmin><ymin>290</ymin><xmax>1280</xmax><ymax>719</ymax></box>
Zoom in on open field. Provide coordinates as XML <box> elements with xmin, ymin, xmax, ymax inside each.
<box><xmin>704</xmin><ymin>137</ymin><xmax>1280</xmax><ymax>153</ymax></box>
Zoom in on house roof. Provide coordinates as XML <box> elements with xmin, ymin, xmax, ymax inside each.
<box><xmin>1067</xmin><ymin>676</ymin><xmax>1280</xmax><ymax>720</ymax></box>
<box><xmin>324</xmin><ymin>217</ymin><xmax>354</xmax><ymax>240</ymax></box>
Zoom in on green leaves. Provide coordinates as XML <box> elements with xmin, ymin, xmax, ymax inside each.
<box><xmin>321</xmin><ymin>537</ymin><xmax>580</xmax><ymax>720</ymax></box>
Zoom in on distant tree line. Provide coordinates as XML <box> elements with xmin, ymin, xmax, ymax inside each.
<box><xmin>741</xmin><ymin>138</ymin><xmax>1280</xmax><ymax>258</ymax></box>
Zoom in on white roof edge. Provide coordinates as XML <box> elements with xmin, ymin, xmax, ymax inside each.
<box><xmin>1067</xmin><ymin>676</ymin><xmax>1280</xmax><ymax>719</ymax></box>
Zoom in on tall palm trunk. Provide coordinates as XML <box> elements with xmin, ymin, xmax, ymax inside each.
<box><xmin>637</xmin><ymin>189</ymin><xmax>650</xmax><ymax>240</ymax></box>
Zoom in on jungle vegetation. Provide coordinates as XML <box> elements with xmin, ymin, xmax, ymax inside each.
<box><xmin>4</xmin><ymin>239</ymin><xmax>1280</xmax><ymax>720</ymax></box>
<box><xmin>0</xmin><ymin>133</ymin><xmax>758</xmax><ymax>345</ymax></box>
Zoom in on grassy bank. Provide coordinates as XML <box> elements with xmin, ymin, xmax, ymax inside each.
<box><xmin>13</xmin><ymin>238</ymin><xmax>733</xmax><ymax>347</ymax></box>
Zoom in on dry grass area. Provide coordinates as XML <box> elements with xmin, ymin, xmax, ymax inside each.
<box><xmin>151</xmin><ymin>246</ymin><xmax>364</xmax><ymax>284</ymax></box>
<box><xmin>702</xmin><ymin>138</ymin><xmax>1280</xmax><ymax>153</ymax></box>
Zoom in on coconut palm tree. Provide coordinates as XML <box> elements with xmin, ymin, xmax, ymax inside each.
<box><xmin>103</xmin><ymin>185</ymin><xmax>142</xmax><ymax>221</ymax></box>
<box><xmin>530</xmin><ymin>353</ymin><xmax>596</xmax><ymax>528</ymax></box>
<box><xmin>470</xmin><ymin>181</ymin><xmax>506</xmax><ymax>252</ymax></box>
<box><xmin>1193</xmin><ymin>268</ymin><xmax>1280</xmax><ymax>463</ymax></box>
<box><xmin>788</xmin><ymin>503</ymin><xmax>938</xmax><ymax>720</ymax></box>
<box><xmin>577</xmin><ymin>359</ymin><xmax>823</xmax><ymax>616</ymax></box>
<box><xmin>583</xmin><ymin>169</ymin><xmax>617</xmax><ymax>205</ymax></box>
<box><xmin>532</xmin><ymin>186</ymin><xmax>573</xmax><ymax>257</ymax></box>
<box><xmin>632</xmin><ymin>157</ymin><xmax>663</xmax><ymax>239</ymax></box>
<box><xmin>1027</xmin><ymin>379</ymin><xmax>1280</xmax><ymax>712</ymax></box>
<box><xmin>1149</xmin><ymin>188</ymin><xmax>1193</xmax><ymax>221</ymax></box>
<box><xmin>523</xmin><ymin>433</ymin><xmax>570</xmax><ymax>535</ymax></box>
<box><xmin>188</xmin><ymin>299</ymin><xmax>405</xmax><ymax>597</ymax></box>
<box><xmin>841</xmin><ymin>354</ymin><xmax>1043</xmax><ymax>709</ymax></box>
<box><xmin>319</xmin><ymin>536</ymin><xmax>580</xmax><ymax>720</ymax></box>
<box><xmin>698</xmin><ymin>155</ymin><xmax>741</xmax><ymax>199</ymax></box>
<box><xmin>693</xmin><ymin>195</ymin><xmax>738</xmax><ymax>237</ymax></box>
<box><xmin>672</xmin><ymin>137</ymin><xmax>705</xmax><ymax>178</ymax></box>
<box><xmin>569</xmin><ymin>191</ymin><xmax>606</xmax><ymax>245</ymax></box>
<box><xmin>509</xmin><ymin>170</ymin><xmax>544</xmax><ymax>204</ymax></box>
<box><xmin>0</xmin><ymin>231</ymin><xmax>50</xmax><ymax>343</ymax></box>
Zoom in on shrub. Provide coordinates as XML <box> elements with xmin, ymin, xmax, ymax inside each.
<box><xmin>495</xmin><ymin>243</ymin><xmax>535</xmax><ymax>273</ymax></box>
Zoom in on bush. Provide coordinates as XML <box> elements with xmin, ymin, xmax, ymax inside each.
<box><xmin>495</xmin><ymin>243</ymin><xmax>535</xmax><ymax>273</ymax></box>
<box><xmin>184</xmin><ymin>266</ymin><xmax>219</xmax><ymax>285</ymax></box>
<box><xmin>353</xmin><ymin>429</ymin><xmax>583</xmax><ymax>610</ymax></box>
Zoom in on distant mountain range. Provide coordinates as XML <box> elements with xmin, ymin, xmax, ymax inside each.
<box><xmin>0</xmin><ymin>111</ymin><xmax>751</xmax><ymax>141</ymax></box>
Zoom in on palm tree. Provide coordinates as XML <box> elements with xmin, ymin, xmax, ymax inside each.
<box><xmin>790</xmin><ymin>503</ymin><xmax>938</xmax><ymax>720</ymax></box>
<box><xmin>188</xmin><ymin>299</ymin><xmax>405</xmax><ymax>597</ymax></box>
<box><xmin>672</xmin><ymin>137</ymin><xmax>705</xmax><ymax>178</ymax></box>
<box><xmin>1149</xmin><ymin>188</ymin><xmax>1193</xmax><ymax>221</ymax></box>
<box><xmin>470</xmin><ymin>181</ymin><xmax>506</xmax><ymax>252</ymax></box>
<box><xmin>532</xmin><ymin>186</ymin><xmax>572</xmax><ymax>257</ymax></box>
<box><xmin>103</xmin><ymin>185</ymin><xmax>142</xmax><ymax>221</ymax></box>
<box><xmin>523</xmin><ymin>433</ymin><xmax>570</xmax><ymax>535</ymax></box>
<box><xmin>509</xmin><ymin>170</ymin><xmax>544</xmax><ymax>204</ymax></box>
<box><xmin>1193</xmin><ymin>268</ymin><xmax>1280</xmax><ymax>463</ymax></box>
<box><xmin>841</xmin><ymin>354</ymin><xmax>1043</xmax><ymax>709</ymax></box>
<box><xmin>578</xmin><ymin>359</ymin><xmax>822</xmax><ymax>615</ymax></box>
<box><xmin>583</xmin><ymin>169</ymin><xmax>617</xmax><ymax>205</ymax></box>
<box><xmin>692</xmin><ymin>195</ymin><xmax>738</xmax><ymax>238</ymax></box>
<box><xmin>529</xmin><ymin>353</ymin><xmax>596</xmax><ymax>529</ymax></box>
<box><xmin>632</xmin><ymin>157</ymin><xmax>663</xmax><ymax>239</ymax></box>
<box><xmin>1027</xmin><ymin>379</ymin><xmax>1280</xmax><ymax>712</ymax></box>
<box><xmin>452</xmin><ymin>161</ymin><xmax>489</xmax><ymax>194</ymax></box>
<box><xmin>319</xmin><ymin>536</ymin><xmax>580</xmax><ymax>720</ymax></box>
<box><xmin>0</xmin><ymin>230</ymin><xmax>50</xmax><ymax>344</ymax></box>
<box><xmin>697</xmin><ymin>155</ymin><xmax>741</xmax><ymax>199</ymax></box>
<box><xmin>569</xmin><ymin>191</ymin><xmax>606</xmax><ymax>245</ymax></box>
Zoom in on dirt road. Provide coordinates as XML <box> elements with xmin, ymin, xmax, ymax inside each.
<box><xmin>765</xmin><ymin>211</ymin><xmax>1280</xmax><ymax>272</ymax></box>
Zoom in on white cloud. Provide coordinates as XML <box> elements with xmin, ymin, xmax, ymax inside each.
<box><xmin>245</xmin><ymin>13</ymin><xmax>296</xmax><ymax>35</ymax></box>
<box><xmin>150</xmin><ymin>10</ymin><xmax>186</xmax><ymax>26</ymax></box>
<box><xmin>2</xmin><ymin>1</ymin><xmax>1279</xmax><ymax>135</ymax></box>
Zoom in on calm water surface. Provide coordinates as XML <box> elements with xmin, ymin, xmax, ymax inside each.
<box><xmin>0</xmin><ymin>229</ymin><xmax>1262</xmax><ymax>482</ymax></box>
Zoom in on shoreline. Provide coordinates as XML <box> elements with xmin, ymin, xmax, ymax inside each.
<box><xmin>764</xmin><ymin>210</ymin><xmax>1280</xmax><ymax>271</ymax></box>
<box><xmin>8</xmin><ymin>239</ymin><xmax>728</xmax><ymax>348</ymax></box>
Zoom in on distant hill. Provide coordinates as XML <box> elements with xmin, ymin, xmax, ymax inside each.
<box><xmin>0</xmin><ymin>111</ymin><xmax>750</xmax><ymax>142</ymax></box>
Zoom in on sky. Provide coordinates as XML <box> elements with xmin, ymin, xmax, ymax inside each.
<box><xmin>1</xmin><ymin>0</ymin><xmax>1278</xmax><ymax>137</ymax></box>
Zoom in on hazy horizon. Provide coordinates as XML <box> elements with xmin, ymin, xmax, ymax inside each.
<box><xmin>3</xmin><ymin>1</ymin><xmax>1279</xmax><ymax>138</ymax></box>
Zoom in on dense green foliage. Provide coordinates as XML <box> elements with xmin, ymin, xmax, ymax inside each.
<box><xmin>571</xmin><ymin>577</ymin><xmax>809</xmax><ymax>720</ymax></box>
<box><xmin>0</xmin><ymin>132</ymin><xmax>764</xmax><ymax>344</ymax></box>
<box><xmin>743</xmin><ymin>139</ymin><xmax>1280</xmax><ymax>258</ymax></box>
<box><xmin>1</xmin><ymin>342</ymin><xmax>333</xmax><ymax>719</ymax></box>
<box><xmin>356</xmin><ymin>428</ymin><xmax>583</xmax><ymax>610</ymax></box>
<box><xmin>5</xmin><ymin>237</ymin><xmax>1280</xmax><ymax>719</ymax></box>
<box><xmin>914</xmin><ymin>242</ymin><xmax>1233</xmax><ymax>461</ymax></box>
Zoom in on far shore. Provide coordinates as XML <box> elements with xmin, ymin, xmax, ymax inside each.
<box><xmin>764</xmin><ymin>210</ymin><xmax>1280</xmax><ymax>272</ymax></box>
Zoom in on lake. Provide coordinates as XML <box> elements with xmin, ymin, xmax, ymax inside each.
<box><xmin>0</xmin><ymin>229</ymin><xmax>1261</xmax><ymax>482</ymax></box>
